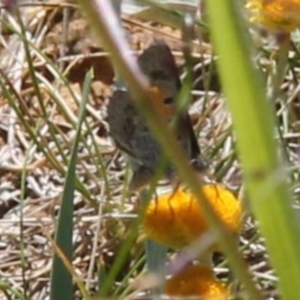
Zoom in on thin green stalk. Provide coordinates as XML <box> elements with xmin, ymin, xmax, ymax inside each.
<box><xmin>19</xmin><ymin>123</ymin><xmax>43</xmax><ymax>299</ymax></box>
<box><xmin>0</xmin><ymin>280</ymin><xmax>27</xmax><ymax>300</ymax></box>
<box><xmin>98</xmin><ymin>216</ymin><xmax>140</xmax><ymax>296</ymax></box>
<box><xmin>76</xmin><ymin>1</ymin><xmax>261</xmax><ymax>299</ymax></box>
<box><xmin>205</xmin><ymin>1</ymin><xmax>300</xmax><ymax>299</ymax></box>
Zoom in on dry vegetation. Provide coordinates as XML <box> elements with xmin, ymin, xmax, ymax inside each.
<box><xmin>1</xmin><ymin>1</ymin><xmax>299</xmax><ymax>299</ymax></box>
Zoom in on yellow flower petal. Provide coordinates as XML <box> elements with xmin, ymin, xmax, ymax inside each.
<box><xmin>246</xmin><ymin>0</ymin><xmax>300</xmax><ymax>31</ymax></box>
<box><xmin>143</xmin><ymin>184</ymin><xmax>242</xmax><ymax>249</ymax></box>
<box><xmin>164</xmin><ymin>264</ymin><xmax>229</xmax><ymax>299</ymax></box>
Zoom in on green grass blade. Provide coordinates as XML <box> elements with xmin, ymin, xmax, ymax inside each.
<box><xmin>50</xmin><ymin>70</ymin><xmax>93</xmax><ymax>300</ymax></box>
<box><xmin>144</xmin><ymin>239</ymin><xmax>167</xmax><ymax>279</ymax></box>
<box><xmin>98</xmin><ymin>217</ymin><xmax>140</xmax><ymax>296</ymax></box>
<box><xmin>75</xmin><ymin>1</ymin><xmax>261</xmax><ymax>299</ymax></box>
<box><xmin>205</xmin><ymin>1</ymin><xmax>300</xmax><ymax>299</ymax></box>
<box><xmin>0</xmin><ymin>280</ymin><xmax>27</xmax><ymax>300</ymax></box>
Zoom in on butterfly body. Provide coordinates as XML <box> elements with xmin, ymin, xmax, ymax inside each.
<box><xmin>107</xmin><ymin>41</ymin><xmax>207</xmax><ymax>190</ymax></box>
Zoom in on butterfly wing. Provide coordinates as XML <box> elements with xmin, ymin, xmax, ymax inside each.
<box><xmin>107</xmin><ymin>88</ymin><xmax>161</xmax><ymax>167</ymax></box>
<box><xmin>108</xmin><ymin>87</ymin><xmax>163</xmax><ymax>190</ymax></box>
<box><xmin>138</xmin><ymin>41</ymin><xmax>207</xmax><ymax>172</ymax></box>
<box><xmin>137</xmin><ymin>41</ymin><xmax>180</xmax><ymax>101</ymax></box>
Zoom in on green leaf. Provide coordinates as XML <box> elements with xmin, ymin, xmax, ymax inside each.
<box><xmin>50</xmin><ymin>71</ymin><xmax>93</xmax><ymax>300</ymax></box>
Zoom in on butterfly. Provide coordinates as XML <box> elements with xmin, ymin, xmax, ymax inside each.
<box><xmin>107</xmin><ymin>41</ymin><xmax>207</xmax><ymax>191</ymax></box>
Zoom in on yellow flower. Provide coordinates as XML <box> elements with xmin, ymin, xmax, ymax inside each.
<box><xmin>164</xmin><ymin>264</ymin><xmax>229</xmax><ymax>299</ymax></box>
<box><xmin>246</xmin><ymin>0</ymin><xmax>300</xmax><ymax>31</ymax></box>
<box><xmin>143</xmin><ymin>184</ymin><xmax>242</xmax><ymax>249</ymax></box>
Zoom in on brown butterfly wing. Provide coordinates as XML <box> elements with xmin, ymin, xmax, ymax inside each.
<box><xmin>107</xmin><ymin>88</ymin><xmax>160</xmax><ymax>166</ymax></box>
<box><xmin>138</xmin><ymin>41</ymin><xmax>207</xmax><ymax>172</ymax></box>
<box><xmin>107</xmin><ymin>88</ymin><xmax>166</xmax><ymax>190</ymax></box>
